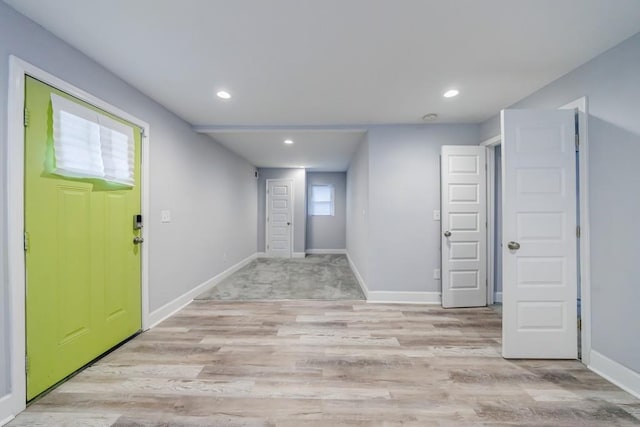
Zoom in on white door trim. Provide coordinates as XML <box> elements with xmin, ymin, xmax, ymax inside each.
<box><xmin>265</xmin><ymin>179</ymin><xmax>294</xmax><ymax>258</ymax></box>
<box><xmin>4</xmin><ymin>56</ymin><xmax>151</xmax><ymax>420</ymax></box>
<box><xmin>560</xmin><ymin>97</ymin><xmax>591</xmax><ymax>365</ymax></box>
<box><xmin>481</xmin><ymin>135</ymin><xmax>502</xmax><ymax>305</ymax></box>
<box><xmin>483</xmin><ymin>97</ymin><xmax>591</xmax><ymax>363</ymax></box>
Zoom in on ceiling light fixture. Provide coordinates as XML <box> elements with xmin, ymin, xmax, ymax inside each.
<box><xmin>422</xmin><ymin>113</ymin><xmax>438</xmax><ymax>121</ymax></box>
<box><xmin>443</xmin><ymin>89</ymin><xmax>459</xmax><ymax>98</ymax></box>
<box><xmin>284</xmin><ymin>139</ymin><xmax>294</xmax><ymax>145</ymax></box>
<box><xmin>216</xmin><ymin>90</ymin><xmax>231</xmax><ymax>99</ymax></box>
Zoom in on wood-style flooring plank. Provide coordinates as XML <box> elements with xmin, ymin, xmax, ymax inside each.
<box><xmin>9</xmin><ymin>300</ymin><xmax>640</xmax><ymax>427</ymax></box>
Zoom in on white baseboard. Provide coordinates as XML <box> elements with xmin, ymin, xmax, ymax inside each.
<box><xmin>346</xmin><ymin>252</ymin><xmax>369</xmax><ymax>299</ymax></box>
<box><xmin>256</xmin><ymin>252</ymin><xmax>267</xmax><ymax>258</ymax></box>
<box><xmin>305</xmin><ymin>249</ymin><xmax>346</xmax><ymax>255</ymax></box>
<box><xmin>345</xmin><ymin>252</ymin><xmax>441</xmax><ymax>305</ymax></box>
<box><xmin>494</xmin><ymin>292</ymin><xmax>503</xmax><ymax>303</ymax></box>
<box><xmin>147</xmin><ymin>253</ymin><xmax>257</xmax><ymax>328</ymax></box>
<box><xmin>589</xmin><ymin>350</ymin><xmax>640</xmax><ymax>399</ymax></box>
<box><xmin>366</xmin><ymin>291</ymin><xmax>442</xmax><ymax>304</ymax></box>
<box><xmin>0</xmin><ymin>393</ymin><xmax>16</xmax><ymax>427</ymax></box>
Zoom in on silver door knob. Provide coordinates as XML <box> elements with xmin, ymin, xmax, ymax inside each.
<box><xmin>507</xmin><ymin>241</ymin><xmax>520</xmax><ymax>250</ymax></box>
<box><xmin>133</xmin><ymin>236</ymin><xmax>144</xmax><ymax>244</ymax></box>
<box><xmin>443</xmin><ymin>231</ymin><xmax>451</xmax><ymax>237</ymax></box>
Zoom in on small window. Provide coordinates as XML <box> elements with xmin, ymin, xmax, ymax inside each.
<box><xmin>309</xmin><ymin>184</ymin><xmax>334</xmax><ymax>216</ymax></box>
<box><xmin>51</xmin><ymin>93</ymin><xmax>135</xmax><ymax>186</ymax></box>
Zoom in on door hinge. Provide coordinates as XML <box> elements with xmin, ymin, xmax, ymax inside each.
<box><xmin>140</xmin><ymin>128</ymin><xmax>146</xmax><ymax>138</ymax></box>
<box><xmin>575</xmin><ymin>133</ymin><xmax>579</xmax><ymax>149</ymax></box>
<box><xmin>577</xmin><ymin>318</ymin><xmax>582</xmax><ymax>330</ymax></box>
<box><xmin>25</xmin><ymin>354</ymin><xmax>30</xmax><ymax>375</ymax></box>
<box><xmin>576</xmin><ymin>226</ymin><xmax>581</xmax><ymax>238</ymax></box>
<box><xmin>23</xmin><ymin>231</ymin><xmax>30</xmax><ymax>252</ymax></box>
<box><xmin>23</xmin><ymin>107</ymin><xmax>30</xmax><ymax>127</ymax></box>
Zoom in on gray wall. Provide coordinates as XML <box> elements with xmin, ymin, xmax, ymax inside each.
<box><xmin>481</xmin><ymin>33</ymin><xmax>640</xmax><ymax>373</ymax></box>
<box><xmin>366</xmin><ymin>125</ymin><xmax>480</xmax><ymax>292</ymax></box>
<box><xmin>257</xmin><ymin>168</ymin><xmax>306</xmax><ymax>254</ymax></box>
<box><xmin>346</xmin><ymin>136</ymin><xmax>370</xmax><ymax>284</ymax></box>
<box><xmin>306</xmin><ymin>172</ymin><xmax>346</xmax><ymax>251</ymax></box>
<box><xmin>0</xmin><ymin>2</ymin><xmax>257</xmax><ymax>405</ymax></box>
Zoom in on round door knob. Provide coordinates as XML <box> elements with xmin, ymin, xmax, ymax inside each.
<box><xmin>443</xmin><ymin>231</ymin><xmax>451</xmax><ymax>237</ymax></box>
<box><xmin>507</xmin><ymin>241</ymin><xmax>520</xmax><ymax>250</ymax></box>
<box><xmin>133</xmin><ymin>236</ymin><xmax>144</xmax><ymax>244</ymax></box>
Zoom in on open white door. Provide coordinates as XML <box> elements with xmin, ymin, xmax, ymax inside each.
<box><xmin>441</xmin><ymin>146</ymin><xmax>487</xmax><ymax>308</ymax></box>
<box><xmin>501</xmin><ymin>109</ymin><xmax>577</xmax><ymax>359</ymax></box>
<box><xmin>266</xmin><ymin>179</ymin><xmax>293</xmax><ymax>258</ymax></box>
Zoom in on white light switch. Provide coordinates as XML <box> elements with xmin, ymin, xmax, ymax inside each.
<box><xmin>161</xmin><ymin>210</ymin><xmax>171</xmax><ymax>223</ymax></box>
<box><xmin>433</xmin><ymin>268</ymin><xmax>441</xmax><ymax>280</ymax></box>
<box><xmin>433</xmin><ymin>210</ymin><xmax>441</xmax><ymax>221</ymax></box>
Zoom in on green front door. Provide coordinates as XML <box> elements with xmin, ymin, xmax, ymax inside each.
<box><xmin>25</xmin><ymin>76</ymin><xmax>142</xmax><ymax>400</ymax></box>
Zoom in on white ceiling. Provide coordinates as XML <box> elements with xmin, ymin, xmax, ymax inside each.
<box><xmin>7</xmin><ymin>0</ymin><xmax>640</xmax><ymax>170</ymax></box>
<box><xmin>209</xmin><ymin>130</ymin><xmax>365</xmax><ymax>171</ymax></box>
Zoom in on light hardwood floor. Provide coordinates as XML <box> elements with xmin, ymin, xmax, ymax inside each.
<box><xmin>9</xmin><ymin>301</ymin><xmax>640</xmax><ymax>426</ymax></box>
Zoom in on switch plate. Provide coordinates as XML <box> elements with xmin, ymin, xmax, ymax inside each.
<box><xmin>433</xmin><ymin>268</ymin><xmax>441</xmax><ymax>280</ymax></box>
<box><xmin>433</xmin><ymin>210</ymin><xmax>440</xmax><ymax>221</ymax></box>
<box><xmin>161</xmin><ymin>210</ymin><xmax>171</xmax><ymax>223</ymax></box>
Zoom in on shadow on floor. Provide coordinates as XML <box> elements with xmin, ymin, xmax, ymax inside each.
<box><xmin>196</xmin><ymin>254</ymin><xmax>365</xmax><ymax>301</ymax></box>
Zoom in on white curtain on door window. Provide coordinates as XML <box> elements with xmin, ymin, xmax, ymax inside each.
<box><xmin>51</xmin><ymin>93</ymin><xmax>135</xmax><ymax>186</ymax></box>
<box><xmin>99</xmin><ymin>115</ymin><xmax>135</xmax><ymax>186</ymax></box>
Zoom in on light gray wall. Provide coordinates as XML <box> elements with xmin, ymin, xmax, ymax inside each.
<box><xmin>257</xmin><ymin>168</ymin><xmax>306</xmax><ymax>254</ymax></box>
<box><xmin>346</xmin><ymin>136</ymin><xmax>370</xmax><ymax>284</ymax></box>
<box><xmin>306</xmin><ymin>172</ymin><xmax>346</xmax><ymax>251</ymax></box>
<box><xmin>367</xmin><ymin>124</ymin><xmax>480</xmax><ymax>292</ymax></box>
<box><xmin>481</xmin><ymin>33</ymin><xmax>640</xmax><ymax>373</ymax></box>
<box><xmin>0</xmin><ymin>2</ymin><xmax>257</xmax><ymax>403</ymax></box>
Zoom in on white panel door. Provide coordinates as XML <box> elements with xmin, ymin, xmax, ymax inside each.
<box><xmin>267</xmin><ymin>179</ymin><xmax>292</xmax><ymax>258</ymax></box>
<box><xmin>501</xmin><ymin>109</ymin><xmax>577</xmax><ymax>359</ymax></box>
<box><xmin>441</xmin><ymin>146</ymin><xmax>487</xmax><ymax>308</ymax></box>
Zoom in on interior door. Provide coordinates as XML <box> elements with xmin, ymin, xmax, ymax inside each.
<box><xmin>501</xmin><ymin>109</ymin><xmax>577</xmax><ymax>359</ymax></box>
<box><xmin>25</xmin><ymin>77</ymin><xmax>142</xmax><ymax>399</ymax></box>
<box><xmin>441</xmin><ymin>146</ymin><xmax>487</xmax><ymax>308</ymax></box>
<box><xmin>267</xmin><ymin>180</ymin><xmax>293</xmax><ymax>258</ymax></box>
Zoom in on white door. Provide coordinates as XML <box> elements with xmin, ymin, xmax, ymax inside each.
<box><xmin>441</xmin><ymin>146</ymin><xmax>487</xmax><ymax>308</ymax></box>
<box><xmin>501</xmin><ymin>109</ymin><xmax>577</xmax><ymax>359</ymax></box>
<box><xmin>267</xmin><ymin>179</ymin><xmax>293</xmax><ymax>258</ymax></box>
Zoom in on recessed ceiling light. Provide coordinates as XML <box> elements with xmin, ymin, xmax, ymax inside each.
<box><xmin>216</xmin><ymin>90</ymin><xmax>231</xmax><ymax>99</ymax></box>
<box><xmin>422</xmin><ymin>113</ymin><xmax>438</xmax><ymax>121</ymax></box>
<box><xmin>443</xmin><ymin>89</ymin><xmax>459</xmax><ymax>98</ymax></box>
<box><xmin>284</xmin><ymin>139</ymin><xmax>294</xmax><ymax>145</ymax></box>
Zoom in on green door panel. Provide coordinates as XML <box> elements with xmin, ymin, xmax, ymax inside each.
<box><xmin>25</xmin><ymin>76</ymin><xmax>142</xmax><ymax>400</ymax></box>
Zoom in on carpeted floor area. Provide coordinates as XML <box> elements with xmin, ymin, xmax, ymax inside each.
<box><xmin>196</xmin><ymin>254</ymin><xmax>365</xmax><ymax>301</ymax></box>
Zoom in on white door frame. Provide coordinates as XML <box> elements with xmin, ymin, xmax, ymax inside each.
<box><xmin>483</xmin><ymin>97</ymin><xmax>591</xmax><ymax>364</ymax></box>
<box><xmin>265</xmin><ymin>179</ymin><xmax>294</xmax><ymax>258</ymax></box>
<box><xmin>3</xmin><ymin>56</ymin><xmax>151</xmax><ymax>421</ymax></box>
